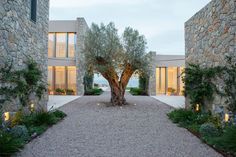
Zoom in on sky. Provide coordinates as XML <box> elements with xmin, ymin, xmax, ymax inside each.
<box><xmin>49</xmin><ymin>0</ymin><xmax>211</xmax><ymax>55</ymax></box>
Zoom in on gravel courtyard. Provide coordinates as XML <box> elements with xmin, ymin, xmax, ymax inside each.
<box><xmin>16</xmin><ymin>92</ymin><xmax>222</xmax><ymax>157</ymax></box>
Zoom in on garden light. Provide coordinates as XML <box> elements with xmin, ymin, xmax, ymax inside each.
<box><xmin>195</xmin><ymin>104</ymin><xmax>200</xmax><ymax>112</ymax></box>
<box><xmin>4</xmin><ymin>112</ymin><xmax>10</xmax><ymax>121</ymax></box>
<box><xmin>224</xmin><ymin>113</ymin><xmax>229</xmax><ymax>122</ymax></box>
<box><xmin>30</xmin><ymin>103</ymin><xmax>35</xmax><ymax>112</ymax></box>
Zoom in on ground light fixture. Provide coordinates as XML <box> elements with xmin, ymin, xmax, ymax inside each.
<box><xmin>30</xmin><ymin>103</ymin><xmax>35</xmax><ymax>112</ymax></box>
<box><xmin>224</xmin><ymin>113</ymin><xmax>229</xmax><ymax>122</ymax></box>
<box><xmin>195</xmin><ymin>104</ymin><xmax>200</xmax><ymax>112</ymax></box>
<box><xmin>3</xmin><ymin>112</ymin><xmax>10</xmax><ymax>121</ymax></box>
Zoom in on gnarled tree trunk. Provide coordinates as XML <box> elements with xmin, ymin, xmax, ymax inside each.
<box><xmin>100</xmin><ymin>64</ymin><xmax>134</xmax><ymax>106</ymax></box>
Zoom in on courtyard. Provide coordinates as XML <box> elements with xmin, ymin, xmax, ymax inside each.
<box><xmin>16</xmin><ymin>92</ymin><xmax>221</xmax><ymax>157</ymax></box>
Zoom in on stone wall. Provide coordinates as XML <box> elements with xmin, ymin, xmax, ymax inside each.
<box><xmin>75</xmin><ymin>18</ymin><xmax>89</xmax><ymax>95</ymax></box>
<box><xmin>185</xmin><ymin>0</ymin><xmax>236</xmax><ymax>111</ymax></box>
<box><xmin>0</xmin><ymin>0</ymin><xmax>49</xmax><ymax>112</ymax></box>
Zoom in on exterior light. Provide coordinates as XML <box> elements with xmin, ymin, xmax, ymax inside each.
<box><xmin>134</xmin><ymin>103</ymin><xmax>136</xmax><ymax>106</ymax></box>
<box><xmin>97</xmin><ymin>103</ymin><xmax>100</xmax><ymax>106</ymax></box>
<box><xmin>49</xmin><ymin>91</ymin><xmax>54</xmax><ymax>95</ymax></box>
<box><xmin>4</xmin><ymin>112</ymin><xmax>10</xmax><ymax>121</ymax></box>
<box><xmin>195</xmin><ymin>104</ymin><xmax>200</xmax><ymax>112</ymax></box>
<box><xmin>30</xmin><ymin>103</ymin><xmax>35</xmax><ymax>112</ymax></box>
<box><xmin>224</xmin><ymin>113</ymin><xmax>229</xmax><ymax>122</ymax></box>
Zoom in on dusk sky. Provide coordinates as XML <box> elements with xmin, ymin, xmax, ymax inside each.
<box><xmin>50</xmin><ymin>0</ymin><xmax>211</xmax><ymax>55</ymax></box>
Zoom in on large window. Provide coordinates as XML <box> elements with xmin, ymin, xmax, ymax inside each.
<box><xmin>67</xmin><ymin>66</ymin><xmax>76</xmax><ymax>92</ymax></box>
<box><xmin>167</xmin><ymin>67</ymin><xmax>178</xmax><ymax>95</ymax></box>
<box><xmin>160</xmin><ymin>68</ymin><xmax>166</xmax><ymax>94</ymax></box>
<box><xmin>55</xmin><ymin>66</ymin><xmax>66</xmax><ymax>89</ymax></box>
<box><xmin>48</xmin><ymin>33</ymin><xmax>54</xmax><ymax>57</ymax></box>
<box><xmin>56</xmin><ymin>33</ymin><xmax>67</xmax><ymax>58</ymax></box>
<box><xmin>48</xmin><ymin>66</ymin><xmax>53</xmax><ymax>91</ymax></box>
<box><xmin>68</xmin><ymin>33</ymin><xmax>76</xmax><ymax>58</ymax></box>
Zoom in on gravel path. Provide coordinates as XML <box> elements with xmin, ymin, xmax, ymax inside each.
<box><xmin>16</xmin><ymin>92</ymin><xmax>222</xmax><ymax>157</ymax></box>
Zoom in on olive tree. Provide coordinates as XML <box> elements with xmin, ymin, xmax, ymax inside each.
<box><xmin>84</xmin><ymin>22</ymin><xmax>149</xmax><ymax>106</ymax></box>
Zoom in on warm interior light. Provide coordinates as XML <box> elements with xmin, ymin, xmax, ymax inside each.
<box><xmin>195</xmin><ymin>104</ymin><xmax>200</xmax><ymax>112</ymax></box>
<box><xmin>49</xmin><ymin>91</ymin><xmax>54</xmax><ymax>95</ymax></box>
<box><xmin>225</xmin><ymin>113</ymin><xmax>229</xmax><ymax>122</ymax></box>
<box><xmin>30</xmin><ymin>103</ymin><xmax>35</xmax><ymax>112</ymax></box>
<box><xmin>4</xmin><ymin>112</ymin><xmax>10</xmax><ymax>121</ymax></box>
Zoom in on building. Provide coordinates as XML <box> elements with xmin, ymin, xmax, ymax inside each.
<box><xmin>48</xmin><ymin>19</ymin><xmax>88</xmax><ymax>96</ymax></box>
<box><xmin>149</xmin><ymin>54</ymin><xmax>185</xmax><ymax>96</ymax></box>
<box><xmin>0</xmin><ymin>0</ymin><xmax>49</xmax><ymax>111</ymax></box>
<box><xmin>185</xmin><ymin>0</ymin><xmax>236</xmax><ymax>112</ymax></box>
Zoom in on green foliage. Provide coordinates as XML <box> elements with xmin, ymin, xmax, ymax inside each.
<box><xmin>0</xmin><ymin>130</ymin><xmax>25</xmax><ymax>156</ymax></box>
<box><xmin>84</xmin><ymin>88</ymin><xmax>103</xmax><ymax>95</ymax></box>
<box><xmin>0</xmin><ymin>58</ymin><xmax>46</xmax><ymax>107</ymax></box>
<box><xmin>168</xmin><ymin>109</ymin><xmax>236</xmax><ymax>155</ymax></box>
<box><xmin>222</xmin><ymin>56</ymin><xmax>236</xmax><ymax>114</ymax></box>
<box><xmin>184</xmin><ymin>64</ymin><xmax>221</xmax><ymax>108</ymax></box>
<box><xmin>207</xmin><ymin>126</ymin><xmax>236</xmax><ymax>154</ymax></box>
<box><xmin>199</xmin><ymin>123</ymin><xmax>220</xmax><ymax>138</ymax></box>
<box><xmin>66</xmin><ymin>89</ymin><xmax>75</xmax><ymax>95</ymax></box>
<box><xmin>10</xmin><ymin>125</ymin><xmax>29</xmax><ymax>141</ymax></box>
<box><xmin>84</xmin><ymin>71</ymin><xmax>94</xmax><ymax>92</ymax></box>
<box><xmin>52</xmin><ymin>110</ymin><xmax>67</xmax><ymax>119</ymax></box>
<box><xmin>139</xmin><ymin>74</ymin><xmax>149</xmax><ymax>94</ymax></box>
<box><xmin>129</xmin><ymin>87</ymin><xmax>147</xmax><ymax>96</ymax></box>
<box><xmin>55</xmin><ymin>88</ymin><xmax>66</xmax><ymax>95</ymax></box>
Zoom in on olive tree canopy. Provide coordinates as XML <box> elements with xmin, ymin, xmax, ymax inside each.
<box><xmin>84</xmin><ymin>22</ymin><xmax>149</xmax><ymax>106</ymax></box>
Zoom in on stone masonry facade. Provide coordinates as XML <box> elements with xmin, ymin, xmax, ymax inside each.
<box><xmin>75</xmin><ymin>18</ymin><xmax>89</xmax><ymax>96</ymax></box>
<box><xmin>0</xmin><ymin>0</ymin><xmax>49</xmax><ymax>112</ymax></box>
<box><xmin>185</xmin><ymin>0</ymin><xmax>236</xmax><ymax>112</ymax></box>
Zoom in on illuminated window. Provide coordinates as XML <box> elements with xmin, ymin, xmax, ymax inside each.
<box><xmin>48</xmin><ymin>33</ymin><xmax>54</xmax><ymax>57</ymax></box>
<box><xmin>68</xmin><ymin>33</ymin><xmax>76</xmax><ymax>58</ymax></box>
<box><xmin>56</xmin><ymin>33</ymin><xmax>66</xmax><ymax>58</ymax></box>
<box><xmin>160</xmin><ymin>68</ymin><xmax>166</xmax><ymax>94</ymax></box>
<box><xmin>55</xmin><ymin>66</ymin><xmax>66</xmax><ymax>89</ymax></box>
<box><xmin>167</xmin><ymin>67</ymin><xmax>178</xmax><ymax>95</ymax></box>
<box><xmin>67</xmin><ymin>66</ymin><xmax>76</xmax><ymax>93</ymax></box>
<box><xmin>156</xmin><ymin>68</ymin><xmax>160</xmax><ymax>94</ymax></box>
<box><xmin>180</xmin><ymin>67</ymin><xmax>185</xmax><ymax>95</ymax></box>
<box><xmin>48</xmin><ymin>66</ymin><xmax>53</xmax><ymax>91</ymax></box>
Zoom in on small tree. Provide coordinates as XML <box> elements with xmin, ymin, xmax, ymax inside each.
<box><xmin>84</xmin><ymin>22</ymin><xmax>149</xmax><ymax>106</ymax></box>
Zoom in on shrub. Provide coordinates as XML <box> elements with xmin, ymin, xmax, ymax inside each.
<box><xmin>199</xmin><ymin>123</ymin><xmax>220</xmax><ymax>138</ymax></box>
<box><xmin>0</xmin><ymin>130</ymin><xmax>25</xmax><ymax>156</ymax></box>
<box><xmin>52</xmin><ymin>110</ymin><xmax>67</xmax><ymax>119</ymax></box>
<box><xmin>55</xmin><ymin>88</ymin><xmax>65</xmax><ymax>95</ymax></box>
<box><xmin>10</xmin><ymin>110</ymin><xmax>24</xmax><ymax>127</ymax></box>
<box><xmin>10</xmin><ymin>125</ymin><xmax>29</xmax><ymax>141</ymax></box>
<box><xmin>66</xmin><ymin>89</ymin><xmax>74</xmax><ymax>95</ymax></box>
<box><xmin>129</xmin><ymin>87</ymin><xmax>147</xmax><ymax>96</ymax></box>
<box><xmin>167</xmin><ymin>109</ymin><xmax>197</xmax><ymax>125</ymax></box>
<box><xmin>208</xmin><ymin>126</ymin><xmax>236</xmax><ymax>153</ymax></box>
<box><xmin>84</xmin><ymin>88</ymin><xmax>103</xmax><ymax>95</ymax></box>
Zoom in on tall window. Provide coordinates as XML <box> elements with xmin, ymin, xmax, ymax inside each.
<box><xmin>48</xmin><ymin>33</ymin><xmax>54</xmax><ymax>57</ymax></box>
<box><xmin>67</xmin><ymin>66</ymin><xmax>76</xmax><ymax>92</ymax></box>
<box><xmin>156</xmin><ymin>68</ymin><xmax>160</xmax><ymax>94</ymax></box>
<box><xmin>56</xmin><ymin>33</ymin><xmax>67</xmax><ymax>58</ymax></box>
<box><xmin>48</xmin><ymin>66</ymin><xmax>53</xmax><ymax>91</ymax></box>
<box><xmin>68</xmin><ymin>33</ymin><xmax>76</xmax><ymax>58</ymax></box>
<box><xmin>167</xmin><ymin>67</ymin><xmax>178</xmax><ymax>95</ymax></box>
<box><xmin>160</xmin><ymin>68</ymin><xmax>166</xmax><ymax>94</ymax></box>
<box><xmin>31</xmin><ymin>0</ymin><xmax>37</xmax><ymax>22</ymax></box>
<box><xmin>55</xmin><ymin>66</ymin><xmax>66</xmax><ymax>89</ymax></box>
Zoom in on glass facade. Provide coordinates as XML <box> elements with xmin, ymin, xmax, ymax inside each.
<box><xmin>48</xmin><ymin>33</ymin><xmax>54</xmax><ymax>57</ymax></box>
<box><xmin>56</xmin><ymin>33</ymin><xmax>67</xmax><ymax>58</ymax></box>
<box><xmin>67</xmin><ymin>66</ymin><xmax>76</xmax><ymax>92</ymax></box>
<box><xmin>68</xmin><ymin>33</ymin><xmax>76</xmax><ymax>58</ymax></box>
<box><xmin>48</xmin><ymin>32</ymin><xmax>76</xmax><ymax>58</ymax></box>
<box><xmin>48</xmin><ymin>66</ymin><xmax>77</xmax><ymax>95</ymax></box>
<box><xmin>156</xmin><ymin>67</ymin><xmax>184</xmax><ymax>96</ymax></box>
<box><xmin>55</xmin><ymin>66</ymin><xmax>66</xmax><ymax>89</ymax></box>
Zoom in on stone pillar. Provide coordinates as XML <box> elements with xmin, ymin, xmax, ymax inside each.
<box><xmin>75</xmin><ymin>18</ymin><xmax>89</xmax><ymax>96</ymax></box>
<box><xmin>148</xmin><ymin>51</ymin><xmax>157</xmax><ymax>96</ymax></box>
